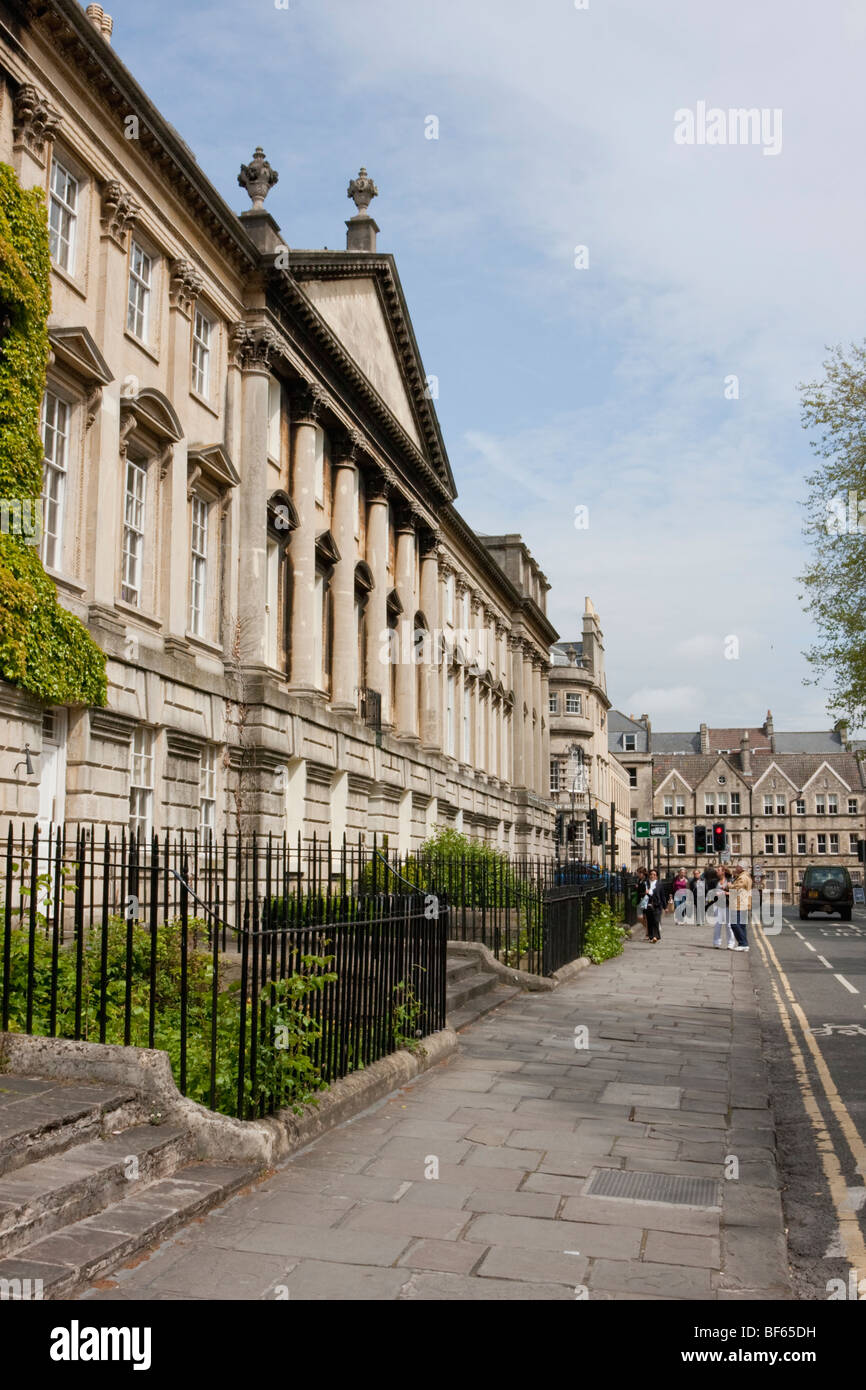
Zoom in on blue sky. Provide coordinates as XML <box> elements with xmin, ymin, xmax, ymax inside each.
<box><xmin>106</xmin><ymin>0</ymin><xmax>866</xmax><ymax>729</ymax></box>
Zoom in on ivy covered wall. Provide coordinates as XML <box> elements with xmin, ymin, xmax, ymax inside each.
<box><xmin>0</xmin><ymin>161</ymin><xmax>106</xmax><ymax>707</ymax></box>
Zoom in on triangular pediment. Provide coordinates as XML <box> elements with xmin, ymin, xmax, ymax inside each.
<box><xmin>303</xmin><ymin>277</ymin><xmax>422</xmax><ymax>447</ymax></box>
<box><xmin>48</xmin><ymin>325</ymin><xmax>113</xmax><ymax>385</ymax></box>
<box><xmin>287</xmin><ymin>253</ymin><xmax>457</xmax><ymax>500</ymax></box>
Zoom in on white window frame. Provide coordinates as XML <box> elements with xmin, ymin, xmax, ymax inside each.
<box><xmin>566</xmin><ymin>693</ymin><xmax>581</xmax><ymax>715</ymax></box>
<box><xmin>776</xmin><ymin>795</ymin><xmax>786</xmax><ymax>815</ymax></box>
<box><xmin>550</xmin><ymin>760</ymin><xmax>561</xmax><ymax>794</ymax></box>
<box><xmin>663</xmin><ymin>795</ymin><xmax>673</xmax><ymax>816</ymax></box>
<box><xmin>704</xmin><ymin>795</ymin><xmax>715</xmax><ymax>815</ymax></box>
<box><xmin>817</xmin><ymin>834</ymin><xmax>827</xmax><ymax>854</ymax></box>
<box><xmin>797</xmin><ymin>833</ymin><xmax>806</xmax><ymax>855</ymax></box>
<box><xmin>48</xmin><ymin>156</ymin><xmax>78</xmax><ymax>274</ymax></box>
<box><xmin>191</xmin><ymin>307</ymin><xmax>212</xmax><ymax>398</ymax></box>
<box><xmin>549</xmin><ymin>693</ymin><xmax>558</xmax><ymax>715</ymax></box>
<box><xmin>623</xmin><ymin>733</ymin><xmax>636</xmax><ymax>751</ymax></box>
<box><xmin>764</xmin><ymin>834</ymin><xmax>774</xmax><ymax>855</ymax></box>
<box><xmin>676</xmin><ymin>833</ymin><xmax>687</xmax><ymax>855</ymax></box>
<box><xmin>777</xmin><ymin>832</ymin><xmax>787</xmax><ymax>855</ymax></box>
<box><xmin>188</xmin><ymin>493</ymin><xmax>209</xmax><ymax>637</ymax></box>
<box><xmin>675</xmin><ymin>794</ymin><xmax>685</xmax><ymax>815</ymax></box>
<box><xmin>827</xmin><ymin>794</ymin><xmax>838</xmax><ymax>815</ymax></box>
<box><xmin>730</xmin><ymin>793</ymin><xmax>741</xmax><ymax>814</ymax></box>
<box><xmin>129</xmin><ymin>727</ymin><xmax>154</xmax><ymax>840</ymax></box>
<box><xmin>848</xmin><ymin>798</ymin><xmax>858</xmax><ymax>815</ymax></box>
<box><xmin>829</xmin><ymin>833</ymin><xmax>839</xmax><ymax>854</ymax></box>
<box><xmin>795</xmin><ymin>799</ymin><xmax>806</xmax><ymax>815</ymax></box>
<box><xmin>121</xmin><ymin>457</ymin><xmax>147</xmax><ymax>606</ymax></box>
<box><xmin>816</xmin><ymin>795</ymin><xmax>826</xmax><ymax>815</ymax></box>
<box><xmin>763</xmin><ymin>795</ymin><xmax>773</xmax><ymax>816</ymax></box>
<box><xmin>717</xmin><ymin>796</ymin><xmax>728</xmax><ymax>815</ymax></box>
<box><xmin>127</xmin><ymin>240</ymin><xmax>153</xmax><ymax>342</ymax></box>
<box><xmin>40</xmin><ymin>389</ymin><xmax>70</xmax><ymax>571</ymax></box>
<box><xmin>849</xmin><ymin>833</ymin><xmax>858</xmax><ymax>854</ymax></box>
<box><xmin>200</xmin><ymin>745</ymin><xmax>216</xmax><ymax>839</ymax></box>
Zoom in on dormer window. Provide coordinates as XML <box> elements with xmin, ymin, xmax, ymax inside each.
<box><xmin>623</xmin><ymin>733</ymin><xmax>636</xmax><ymax>750</ymax></box>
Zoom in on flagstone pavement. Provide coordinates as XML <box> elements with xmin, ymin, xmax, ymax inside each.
<box><xmin>82</xmin><ymin>925</ymin><xmax>792</xmax><ymax>1301</ymax></box>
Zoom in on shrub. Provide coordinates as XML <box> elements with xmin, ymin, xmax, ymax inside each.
<box><xmin>584</xmin><ymin>898</ymin><xmax>627</xmax><ymax>964</ymax></box>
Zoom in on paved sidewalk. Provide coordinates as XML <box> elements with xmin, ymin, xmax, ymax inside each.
<box><xmin>83</xmin><ymin>925</ymin><xmax>792</xmax><ymax>1301</ymax></box>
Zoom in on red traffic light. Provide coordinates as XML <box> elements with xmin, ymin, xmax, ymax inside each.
<box><xmin>712</xmin><ymin>823</ymin><xmax>726</xmax><ymax>851</ymax></box>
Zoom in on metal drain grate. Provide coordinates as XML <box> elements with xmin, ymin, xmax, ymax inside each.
<box><xmin>585</xmin><ymin>1167</ymin><xmax>720</xmax><ymax>1208</ymax></box>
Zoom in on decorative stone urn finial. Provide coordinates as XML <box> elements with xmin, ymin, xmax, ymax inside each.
<box><xmin>347</xmin><ymin>167</ymin><xmax>378</xmax><ymax>217</ymax></box>
<box><xmin>238</xmin><ymin>148</ymin><xmax>279</xmax><ymax>210</ymax></box>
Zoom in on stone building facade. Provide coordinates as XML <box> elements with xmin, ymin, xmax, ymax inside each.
<box><xmin>0</xmin><ymin>0</ymin><xmax>557</xmax><ymax>853</ymax></box>
<box><xmin>609</xmin><ymin>709</ymin><xmax>866</xmax><ymax>896</ymax></box>
<box><xmin>547</xmin><ymin>599</ymin><xmax>631</xmax><ymax>869</ymax></box>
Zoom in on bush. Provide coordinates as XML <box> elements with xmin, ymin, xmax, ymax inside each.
<box><xmin>0</xmin><ymin>916</ymin><xmax>335</xmax><ymax>1116</ymax></box>
<box><xmin>584</xmin><ymin>898</ymin><xmax>627</xmax><ymax>964</ymax></box>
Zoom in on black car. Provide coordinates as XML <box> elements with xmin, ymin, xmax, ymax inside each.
<box><xmin>799</xmin><ymin>865</ymin><xmax>854</xmax><ymax>921</ymax></box>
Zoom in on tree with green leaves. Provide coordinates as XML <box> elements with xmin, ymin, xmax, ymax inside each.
<box><xmin>799</xmin><ymin>341</ymin><xmax>866</xmax><ymax>729</ymax></box>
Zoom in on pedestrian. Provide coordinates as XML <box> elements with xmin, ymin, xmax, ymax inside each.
<box><xmin>636</xmin><ymin>865</ymin><xmax>650</xmax><ymax>939</ymax></box>
<box><xmin>673</xmin><ymin>868</ymin><xmax>689</xmax><ymax>911</ymax></box>
<box><xmin>729</xmin><ymin>863</ymin><xmax>752</xmax><ymax>950</ymax></box>
<box><xmin>710</xmin><ymin>865</ymin><xmax>731</xmax><ymax>948</ymax></box>
<box><xmin>645</xmin><ymin>865</ymin><xmax>663</xmax><ymax>942</ymax></box>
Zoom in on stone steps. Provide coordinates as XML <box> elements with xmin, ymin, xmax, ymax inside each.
<box><xmin>0</xmin><ymin>1163</ymin><xmax>259</xmax><ymax>1300</ymax></box>
<box><xmin>0</xmin><ymin>1077</ymin><xmax>143</xmax><ymax>1179</ymax></box>
<box><xmin>0</xmin><ymin>1075</ymin><xmax>260</xmax><ymax>1299</ymax></box>
<box><xmin>445</xmin><ymin>951</ymin><xmax>524</xmax><ymax>1032</ymax></box>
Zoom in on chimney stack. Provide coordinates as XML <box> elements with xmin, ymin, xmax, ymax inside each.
<box><xmin>700</xmin><ymin>722</ymin><xmax>709</xmax><ymax>754</ymax></box>
<box><xmin>740</xmin><ymin>731</ymin><xmax>752</xmax><ymax>777</ymax></box>
<box><xmin>346</xmin><ymin>168</ymin><xmax>379</xmax><ymax>252</ymax></box>
<box><xmin>85</xmin><ymin>5</ymin><xmax>113</xmax><ymax>40</ymax></box>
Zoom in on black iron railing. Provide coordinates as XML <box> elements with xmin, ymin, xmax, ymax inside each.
<box><xmin>0</xmin><ymin>825</ymin><xmax>447</xmax><ymax>1120</ymax></box>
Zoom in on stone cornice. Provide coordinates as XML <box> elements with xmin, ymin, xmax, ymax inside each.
<box><xmin>264</xmin><ymin>266</ymin><xmax>453</xmax><ymax>508</ymax></box>
<box><xmin>20</xmin><ymin>0</ymin><xmax>259</xmax><ymax>273</ymax></box>
<box><xmin>286</xmin><ymin>251</ymin><xmax>456</xmax><ymax>497</ymax></box>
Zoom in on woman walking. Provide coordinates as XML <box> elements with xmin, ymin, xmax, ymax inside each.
<box><xmin>645</xmin><ymin>866</ymin><xmax>663</xmax><ymax>943</ymax></box>
<box><xmin>729</xmin><ymin>864</ymin><xmax>752</xmax><ymax>951</ymax></box>
<box><xmin>673</xmin><ymin>868</ymin><xmax>689</xmax><ymax>921</ymax></box>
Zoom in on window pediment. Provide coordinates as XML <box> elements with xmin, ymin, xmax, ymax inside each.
<box><xmin>120</xmin><ymin>387</ymin><xmax>183</xmax><ymax>446</ymax></box>
<box><xmin>386</xmin><ymin>587</ymin><xmax>403</xmax><ymax>620</ymax></box>
<box><xmin>48</xmin><ymin>325</ymin><xmax>113</xmax><ymax>386</ymax></box>
<box><xmin>188</xmin><ymin>444</ymin><xmax>240</xmax><ymax>493</ymax></box>
<box><xmin>315</xmin><ymin>529</ymin><xmax>341</xmax><ymax>569</ymax></box>
<box><xmin>354</xmin><ymin>560</ymin><xmax>375</xmax><ymax>593</ymax></box>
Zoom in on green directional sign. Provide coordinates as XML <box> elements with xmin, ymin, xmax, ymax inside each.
<box><xmin>634</xmin><ymin>821</ymin><xmax>651</xmax><ymax>838</ymax></box>
<box><xmin>649</xmin><ymin>820</ymin><xmax>670</xmax><ymax>838</ymax></box>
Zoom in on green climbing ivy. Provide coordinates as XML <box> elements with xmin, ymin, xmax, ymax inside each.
<box><xmin>0</xmin><ymin>162</ymin><xmax>106</xmax><ymax>706</ymax></box>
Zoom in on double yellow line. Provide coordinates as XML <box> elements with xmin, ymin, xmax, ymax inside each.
<box><xmin>752</xmin><ymin>926</ymin><xmax>866</xmax><ymax>1277</ymax></box>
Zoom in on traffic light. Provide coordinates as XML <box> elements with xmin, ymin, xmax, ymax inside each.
<box><xmin>858</xmin><ymin>839</ymin><xmax>866</xmax><ymax>863</ymax></box>
<box><xmin>566</xmin><ymin>819</ymin><xmax>576</xmax><ymax>843</ymax></box>
<box><xmin>590</xmin><ymin>809</ymin><xmax>601</xmax><ymax>844</ymax></box>
<box><xmin>695</xmin><ymin>826</ymin><xmax>707</xmax><ymax>853</ymax></box>
<box><xmin>554</xmin><ymin>811</ymin><xmax>564</xmax><ymax>844</ymax></box>
<box><xmin>713</xmin><ymin>822</ymin><xmax>726</xmax><ymax>852</ymax></box>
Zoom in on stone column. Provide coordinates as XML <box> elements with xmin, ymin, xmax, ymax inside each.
<box><xmin>510</xmin><ymin>637</ymin><xmax>525</xmax><ymax>789</ymax></box>
<box><xmin>522</xmin><ymin>644</ymin><xmax>535</xmax><ymax>792</ymax></box>
<box><xmin>393</xmin><ymin>508</ymin><xmax>418</xmax><ymax>741</ymax></box>
<box><xmin>533</xmin><ymin>659</ymin><xmax>544</xmax><ymax>795</ymax></box>
<box><xmin>238</xmin><ymin>330</ymin><xmax>281</xmax><ymax>668</ymax></box>
<box><xmin>541</xmin><ymin>665</ymin><xmax>551</xmax><ymax>797</ymax></box>
<box><xmin>364</xmin><ymin>470</ymin><xmax>392</xmax><ymax>728</ymax></box>
<box><xmin>329</xmin><ymin>431</ymin><xmax>362</xmax><ymax>711</ymax></box>
<box><xmin>166</xmin><ymin>261</ymin><xmax>203</xmax><ymax>646</ymax></box>
<box><xmin>287</xmin><ymin>382</ymin><xmax>326</xmax><ymax>690</ymax></box>
<box><xmin>11</xmin><ymin>85</ymin><xmax>61</xmax><ymax>191</ymax></box>
<box><xmin>419</xmin><ymin>533</ymin><xmax>441</xmax><ymax>750</ymax></box>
